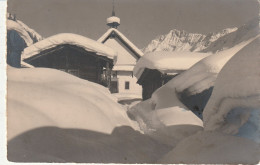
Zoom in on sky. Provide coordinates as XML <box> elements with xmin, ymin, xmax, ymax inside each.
<box><xmin>7</xmin><ymin>0</ymin><xmax>259</xmax><ymax>48</ymax></box>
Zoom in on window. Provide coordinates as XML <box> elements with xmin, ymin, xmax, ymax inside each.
<box><xmin>125</xmin><ymin>81</ymin><xmax>130</xmax><ymax>90</ymax></box>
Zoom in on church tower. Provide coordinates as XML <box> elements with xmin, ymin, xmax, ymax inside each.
<box><xmin>106</xmin><ymin>0</ymin><xmax>120</xmax><ymax>29</ymax></box>
<box><xmin>98</xmin><ymin>0</ymin><xmax>143</xmax><ymax>96</ymax></box>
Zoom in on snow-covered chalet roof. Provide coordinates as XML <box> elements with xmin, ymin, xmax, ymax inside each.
<box><xmin>97</xmin><ymin>28</ymin><xmax>143</xmax><ymax>58</ymax></box>
<box><xmin>134</xmin><ymin>51</ymin><xmax>211</xmax><ymax>79</ymax></box>
<box><xmin>22</xmin><ymin>33</ymin><xmax>117</xmax><ymax>62</ymax></box>
<box><xmin>7</xmin><ymin>19</ymin><xmax>34</xmax><ymax>46</ymax></box>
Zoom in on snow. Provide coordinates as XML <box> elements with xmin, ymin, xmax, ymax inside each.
<box><xmin>98</xmin><ymin>28</ymin><xmax>144</xmax><ymax>57</ymax></box>
<box><xmin>144</xmin><ymin>28</ymin><xmax>238</xmax><ymax>53</ymax></box>
<box><xmin>107</xmin><ymin>16</ymin><xmax>120</xmax><ymax>24</ymax></box>
<box><xmin>7</xmin><ymin>19</ymin><xmax>33</xmax><ymax>46</ymax></box>
<box><xmin>7</xmin><ymin>18</ymin><xmax>43</xmax><ymax>46</ymax></box>
<box><xmin>128</xmin><ymin>35</ymin><xmax>259</xmax><ymax>158</ymax></box>
<box><xmin>7</xmin><ymin>66</ymin><xmax>136</xmax><ymax>140</ymax></box>
<box><xmin>20</xmin><ymin>61</ymin><xmax>34</xmax><ymax>68</ymax></box>
<box><xmin>155</xmin><ymin>36</ymin><xmax>260</xmax><ymax>164</ymax></box>
<box><xmin>145</xmin><ymin>35</ymin><xmax>259</xmax><ymax>115</ymax></box>
<box><xmin>144</xmin><ymin>16</ymin><xmax>258</xmax><ymax>54</ymax></box>
<box><xmin>203</xmin><ymin>36</ymin><xmax>260</xmax><ymax>143</ymax></box>
<box><xmin>133</xmin><ymin>51</ymin><xmax>210</xmax><ymax>79</ymax></box>
<box><xmin>7</xmin><ymin>66</ymin><xmax>172</xmax><ymax>163</ymax></box>
<box><xmin>16</xmin><ymin>20</ymin><xmax>43</xmax><ymax>43</ymax></box>
<box><xmin>22</xmin><ymin>33</ymin><xmax>117</xmax><ymax>62</ymax></box>
<box><xmin>158</xmin><ymin>131</ymin><xmax>260</xmax><ymax>164</ymax></box>
<box><xmin>113</xmin><ymin>65</ymin><xmax>135</xmax><ymax>71</ymax></box>
<box><xmin>128</xmin><ymin>97</ymin><xmax>203</xmax><ymax>146</ymax></box>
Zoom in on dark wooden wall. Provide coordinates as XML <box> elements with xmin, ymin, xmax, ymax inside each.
<box><xmin>25</xmin><ymin>45</ymin><xmax>113</xmax><ymax>87</ymax></box>
<box><xmin>138</xmin><ymin>69</ymin><xmax>177</xmax><ymax>100</ymax></box>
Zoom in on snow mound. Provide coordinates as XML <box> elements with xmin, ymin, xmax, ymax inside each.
<box><xmin>158</xmin><ymin>131</ymin><xmax>260</xmax><ymax>164</ymax></box>
<box><xmin>128</xmin><ymin>95</ymin><xmax>203</xmax><ymax>146</ymax></box>
<box><xmin>22</xmin><ymin>33</ymin><xmax>117</xmax><ymax>61</ymax></box>
<box><xmin>134</xmin><ymin>51</ymin><xmax>210</xmax><ymax>79</ymax></box>
<box><xmin>7</xmin><ymin>19</ymin><xmax>34</xmax><ymax>46</ymax></box>
<box><xmin>7</xmin><ymin>67</ymin><xmax>173</xmax><ymax>163</ymax></box>
<box><xmin>151</xmin><ymin>35</ymin><xmax>259</xmax><ymax>116</ymax></box>
<box><xmin>16</xmin><ymin>20</ymin><xmax>43</xmax><ymax>43</ymax></box>
<box><xmin>203</xmin><ymin>36</ymin><xmax>260</xmax><ymax>143</ymax></box>
<box><xmin>7</xmin><ymin>67</ymin><xmax>136</xmax><ymax>140</ymax></box>
<box><xmin>7</xmin><ymin>18</ymin><xmax>43</xmax><ymax>46</ymax></box>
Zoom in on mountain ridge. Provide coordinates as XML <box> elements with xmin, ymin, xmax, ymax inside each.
<box><xmin>144</xmin><ymin>17</ymin><xmax>259</xmax><ymax>54</ymax></box>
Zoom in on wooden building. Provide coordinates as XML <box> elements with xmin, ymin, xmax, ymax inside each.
<box><xmin>22</xmin><ymin>33</ymin><xmax>117</xmax><ymax>87</ymax></box>
<box><xmin>134</xmin><ymin>51</ymin><xmax>210</xmax><ymax>100</ymax></box>
<box><xmin>137</xmin><ymin>68</ymin><xmax>178</xmax><ymax>100</ymax></box>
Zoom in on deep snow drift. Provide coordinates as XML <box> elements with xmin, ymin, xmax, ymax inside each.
<box><xmin>128</xmin><ymin>35</ymin><xmax>260</xmax><ymax>162</ymax></box>
<box><xmin>132</xmin><ymin>35</ymin><xmax>259</xmax><ymax>119</ymax></box>
<box><xmin>7</xmin><ymin>67</ymin><xmax>170</xmax><ymax>163</ymax></box>
<box><xmin>158</xmin><ymin>36</ymin><xmax>260</xmax><ymax>164</ymax></box>
<box><xmin>203</xmin><ymin>36</ymin><xmax>260</xmax><ymax>143</ymax></box>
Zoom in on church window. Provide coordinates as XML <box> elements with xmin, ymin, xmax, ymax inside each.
<box><xmin>125</xmin><ymin>81</ymin><xmax>130</xmax><ymax>90</ymax></box>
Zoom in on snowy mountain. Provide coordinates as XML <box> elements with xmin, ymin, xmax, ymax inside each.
<box><xmin>144</xmin><ymin>17</ymin><xmax>259</xmax><ymax>53</ymax></box>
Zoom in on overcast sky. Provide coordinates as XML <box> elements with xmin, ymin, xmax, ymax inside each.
<box><xmin>7</xmin><ymin>0</ymin><xmax>259</xmax><ymax>48</ymax></box>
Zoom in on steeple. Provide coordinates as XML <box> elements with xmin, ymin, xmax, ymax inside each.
<box><xmin>112</xmin><ymin>0</ymin><xmax>115</xmax><ymax>16</ymax></box>
<box><xmin>107</xmin><ymin>0</ymin><xmax>120</xmax><ymax>29</ymax></box>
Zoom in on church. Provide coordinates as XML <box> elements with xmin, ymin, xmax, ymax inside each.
<box><xmin>98</xmin><ymin>8</ymin><xmax>143</xmax><ymax>97</ymax></box>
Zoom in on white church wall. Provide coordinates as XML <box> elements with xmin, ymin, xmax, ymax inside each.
<box><xmin>104</xmin><ymin>38</ymin><xmax>138</xmax><ymax>65</ymax></box>
<box><xmin>117</xmin><ymin>71</ymin><xmax>142</xmax><ymax>96</ymax></box>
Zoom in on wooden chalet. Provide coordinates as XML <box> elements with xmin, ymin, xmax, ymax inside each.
<box><xmin>22</xmin><ymin>33</ymin><xmax>117</xmax><ymax>88</ymax></box>
<box><xmin>137</xmin><ymin>68</ymin><xmax>178</xmax><ymax>100</ymax></box>
<box><xmin>134</xmin><ymin>51</ymin><xmax>210</xmax><ymax>100</ymax></box>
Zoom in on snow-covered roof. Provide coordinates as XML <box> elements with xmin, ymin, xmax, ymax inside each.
<box><xmin>134</xmin><ymin>51</ymin><xmax>211</xmax><ymax>79</ymax></box>
<box><xmin>16</xmin><ymin>20</ymin><xmax>43</xmax><ymax>42</ymax></box>
<box><xmin>98</xmin><ymin>28</ymin><xmax>144</xmax><ymax>58</ymax></box>
<box><xmin>22</xmin><ymin>33</ymin><xmax>117</xmax><ymax>62</ymax></box>
<box><xmin>7</xmin><ymin>19</ymin><xmax>34</xmax><ymax>46</ymax></box>
<box><xmin>107</xmin><ymin>16</ymin><xmax>120</xmax><ymax>24</ymax></box>
<box><xmin>21</xmin><ymin>61</ymin><xmax>35</xmax><ymax>68</ymax></box>
<box><xmin>113</xmin><ymin>65</ymin><xmax>135</xmax><ymax>71</ymax></box>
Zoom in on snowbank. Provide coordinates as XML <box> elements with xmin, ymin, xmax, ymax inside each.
<box><xmin>133</xmin><ymin>51</ymin><xmax>210</xmax><ymax>79</ymax></box>
<box><xmin>203</xmin><ymin>36</ymin><xmax>260</xmax><ymax>143</ymax></box>
<box><xmin>22</xmin><ymin>33</ymin><xmax>117</xmax><ymax>62</ymax></box>
<box><xmin>128</xmin><ymin>35</ymin><xmax>259</xmax><ymax>150</ymax></box>
<box><xmin>158</xmin><ymin>131</ymin><xmax>260</xmax><ymax>164</ymax></box>
<box><xmin>150</xmin><ymin>35</ymin><xmax>260</xmax><ymax>114</ymax></box>
<box><xmin>128</xmin><ymin>97</ymin><xmax>203</xmax><ymax>146</ymax></box>
<box><xmin>7</xmin><ymin>67</ymin><xmax>136</xmax><ymax>140</ymax></box>
<box><xmin>157</xmin><ymin>36</ymin><xmax>260</xmax><ymax>164</ymax></box>
<box><xmin>7</xmin><ymin>67</ymin><xmax>172</xmax><ymax>163</ymax></box>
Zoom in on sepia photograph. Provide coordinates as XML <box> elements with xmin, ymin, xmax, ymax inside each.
<box><xmin>2</xmin><ymin>0</ymin><xmax>260</xmax><ymax>163</ymax></box>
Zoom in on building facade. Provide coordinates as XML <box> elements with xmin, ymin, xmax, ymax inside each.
<box><xmin>98</xmin><ymin>12</ymin><xmax>143</xmax><ymax>97</ymax></box>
